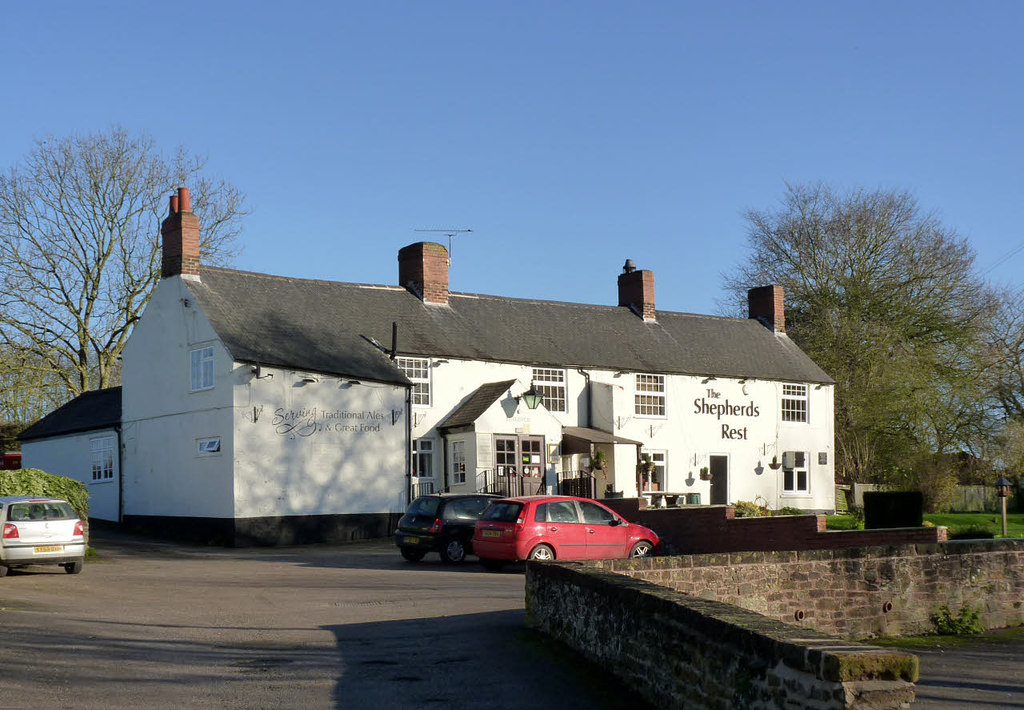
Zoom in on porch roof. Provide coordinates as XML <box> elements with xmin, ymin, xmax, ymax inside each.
<box><xmin>561</xmin><ymin>426</ymin><xmax>643</xmax><ymax>455</ymax></box>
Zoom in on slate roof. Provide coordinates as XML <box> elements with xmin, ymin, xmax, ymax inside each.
<box><xmin>437</xmin><ymin>380</ymin><xmax>517</xmax><ymax>431</ymax></box>
<box><xmin>19</xmin><ymin>387</ymin><xmax>122</xmax><ymax>442</ymax></box>
<box><xmin>186</xmin><ymin>266</ymin><xmax>833</xmax><ymax>385</ymax></box>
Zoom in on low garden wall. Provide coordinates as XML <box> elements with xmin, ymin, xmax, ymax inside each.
<box><xmin>526</xmin><ymin>562</ymin><xmax>917</xmax><ymax>709</ymax></box>
<box><xmin>594</xmin><ymin>539</ymin><xmax>1024</xmax><ymax>639</ymax></box>
<box><xmin>601</xmin><ymin>499</ymin><xmax>946</xmax><ymax>555</ymax></box>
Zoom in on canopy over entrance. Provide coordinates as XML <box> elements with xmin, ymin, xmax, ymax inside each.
<box><xmin>560</xmin><ymin>426</ymin><xmax>642</xmax><ymax>455</ymax></box>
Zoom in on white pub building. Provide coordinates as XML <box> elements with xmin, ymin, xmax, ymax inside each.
<box><xmin>20</xmin><ymin>188</ymin><xmax>834</xmax><ymax>545</ymax></box>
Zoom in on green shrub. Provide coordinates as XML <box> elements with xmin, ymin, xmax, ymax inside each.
<box><xmin>0</xmin><ymin>468</ymin><xmax>89</xmax><ymax>519</ymax></box>
<box><xmin>733</xmin><ymin>500</ymin><xmax>767</xmax><ymax>518</ymax></box>
<box><xmin>775</xmin><ymin>506</ymin><xmax>804</xmax><ymax>516</ymax></box>
<box><xmin>948</xmin><ymin>525</ymin><xmax>996</xmax><ymax>540</ymax></box>
<box><xmin>931</xmin><ymin>604</ymin><xmax>984</xmax><ymax>635</ymax></box>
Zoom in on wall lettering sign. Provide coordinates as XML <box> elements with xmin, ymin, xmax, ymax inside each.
<box><xmin>269</xmin><ymin>407</ymin><xmax>403</xmax><ymax>439</ymax></box>
<box><xmin>694</xmin><ymin>388</ymin><xmax>761</xmax><ymax>440</ymax></box>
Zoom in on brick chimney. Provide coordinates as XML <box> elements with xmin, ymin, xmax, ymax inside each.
<box><xmin>398</xmin><ymin>242</ymin><xmax>449</xmax><ymax>305</ymax></box>
<box><xmin>161</xmin><ymin>187</ymin><xmax>200</xmax><ymax>279</ymax></box>
<box><xmin>748</xmin><ymin>285</ymin><xmax>785</xmax><ymax>333</ymax></box>
<box><xmin>617</xmin><ymin>259</ymin><xmax>655</xmax><ymax>321</ymax></box>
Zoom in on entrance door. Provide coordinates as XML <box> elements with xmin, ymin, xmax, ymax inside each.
<box><xmin>709</xmin><ymin>454</ymin><xmax>728</xmax><ymax>505</ymax></box>
<box><xmin>494</xmin><ymin>435</ymin><xmax>545</xmax><ymax>496</ymax></box>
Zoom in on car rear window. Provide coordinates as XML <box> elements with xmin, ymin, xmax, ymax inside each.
<box><xmin>482</xmin><ymin>501</ymin><xmax>523</xmax><ymax>523</ymax></box>
<box><xmin>6</xmin><ymin>501</ymin><xmax>77</xmax><ymax>522</ymax></box>
<box><xmin>444</xmin><ymin>497</ymin><xmax>492</xmax><ymax>521</ymax></box>
<box><xmin>405</xmin><ymin>497</ymin><xmax>441</xmax><ymax>517</ymax></box>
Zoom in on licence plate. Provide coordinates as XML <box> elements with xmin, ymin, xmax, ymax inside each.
<box><xmin>482</xmin><ymin>530</ymin><xmax>502</xmax><ymax>538</ymax></box>
<box><xmin>404</xmin><ymin>536</ymin><xmax>420</xmax><ymax>545</ymax></box>
<box><xmin>34</xmin><ymin>545</ymin><xmax>63</xmax><ymax>553</ymax></box>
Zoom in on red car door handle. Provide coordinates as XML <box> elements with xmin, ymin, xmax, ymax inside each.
<box><xmin>587</xmin><ymin>529</ymin><xmax>596</xmax><ymax>534</ymax></box>
<box><xmin>548</xmin><ymin>526</ymin><xmax>558</xmax><ymax>531</ymax></box>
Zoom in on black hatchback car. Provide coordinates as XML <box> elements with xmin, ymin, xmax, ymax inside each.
<box><xmin>395</xmin><ymin>493</ymin><xmax>498</xmax><ymax>564</ymax></box>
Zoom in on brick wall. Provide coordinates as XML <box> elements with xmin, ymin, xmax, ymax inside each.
<box><xmin>596</xmin><ymin>539</ymin><xmax>1024</xmax><ymax>639</ymax></box>
<box><xmin>601</xmin><ymin>499</ymin><xmax>946</xmax><ymax>554</ymax></box>
<box><xmin>398</xmin><ymin>241</ymin><xmax>449</xmax><ymax>304</ymax></box>
<box><xmin>526</xmin><ymin>561</ymin><xmax>917</xmax><ymax>709</ymax></box>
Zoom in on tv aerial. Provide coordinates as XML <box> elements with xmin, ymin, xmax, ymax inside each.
<box><xmin>414</xmin><ymin>228</ymin><xmax>473</xmax><ymax>263</ymax></box>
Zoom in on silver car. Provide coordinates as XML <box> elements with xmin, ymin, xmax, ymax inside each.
<box><xmin>0</xmin><ymin>497</ymin><xmax>86</xmax><ymax>576</ymax></box>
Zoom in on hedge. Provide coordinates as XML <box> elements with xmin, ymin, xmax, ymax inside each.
<box><xmin>0</xmin><ymin>468</ymin><xmax>90</xmax><ymax>519</ymax></box>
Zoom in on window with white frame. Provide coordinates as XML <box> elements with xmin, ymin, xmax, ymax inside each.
<box><xmin>532</xmin><ymin>367</ymin><xmax>566</xmax><ymax>413</ymax></box>
<box><xmin>412</xmin><ymin>439</ymin><xmax>434</xmax><ymax>479</ymax></box>
<box><xmin>781</xmin><ymin>383</ymin><xmax>808</xmax><ymax>423</ymax></box>
<box><xmin>641</xmin><ymin>448</ymin><xmax>667</xmax><ymax>490</ymax></box>
<box><xmin>196</xmin><ymin>437</ymin><xmax>222</xmax><ymax>456</ymax></box>
<box><xmin>396</xmin><ymin>357</ymin><xmax>431</xmax><ymax>406</ymax></box>
<box><xmin>451</xmin><ymin>440</ymin><xmax>466</xmax><ymax>485</ymax></box>
<box><xmin>190</xmin><ymin>346</ymin><xmax>215</xmax><ymax>392</ymax></box>
<box><xmin>90</xmin><ymin>436</ymin><xmax>114</xmax><ymax>481</ymax></box>
<box><xmin>782</xmin><ymin>451</ymin><xmax>809</xmax><ymax>494</ymax></box>
<box><xmin>635</xmin><ymin>374</ymin><xmax>666</xmax><ymax>417</ymax></box>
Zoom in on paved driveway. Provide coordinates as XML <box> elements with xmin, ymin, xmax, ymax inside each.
<box><xmin>0</xmin><ymin>529</ymin><xmax>643</xmax><ymax>709</ymax></box>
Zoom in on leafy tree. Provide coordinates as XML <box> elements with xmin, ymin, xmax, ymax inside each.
<box><xmin>0</xmin><ymin>127</ymin><xmax>247</xmax><ymax>415</ymax></box>
<box><xmin>725</xmin><ymin>183</ymin><xmax>997</xmax><ymax>484</ymax></box>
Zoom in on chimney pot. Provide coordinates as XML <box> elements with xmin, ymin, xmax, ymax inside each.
<box><xmin>623</xmin><ymin>259</ymin><xmax>636</xmax><ymax>274</ymax></box>
<box><xmin>169</xmin><ymin>194</ymin><xmax>179</xmax><ymax>214</ymax></box>
<box><xmin>177</xmin><ymin>186</ymin><xmax>191</xmax><ymax>213</ymax></box>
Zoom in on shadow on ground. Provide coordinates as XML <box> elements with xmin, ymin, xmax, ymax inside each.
<box><xmin>327</xmin><ymin>609</ymin><xmax>650</xmax><ymax>710</ymax></box>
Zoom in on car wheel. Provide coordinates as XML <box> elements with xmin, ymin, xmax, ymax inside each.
<box><xmin>528</xmin><ymin>544</ymin><xmax>555</xmax><ymax>562</ymax></box>
<box><xmin>629</xmin><ymin>540</ymin><xmax>654</xmax><ymax>558</ymax></box>
<box><xmin>399</xmin><ymin>547</ymin><xmax>426</xmax><ymax>562</ymax></box>
<box><xmin>0</xmin><ymin>564</ymin><xmax>8</xmax><ymax>578</ymax></box>
<box><xmin>480</xmin><ymin>558</ymin><xmax>505</xmax><ymax>572</ymax></box>
<box><xmin>440</xmin><ymin>538</ymin><xmax>467</xmax><ymax>564</ymax></box>
<box><xmin>64</xmin><ymin>560</ymin><xmax>84</xmax><ymax>575</ymax></box>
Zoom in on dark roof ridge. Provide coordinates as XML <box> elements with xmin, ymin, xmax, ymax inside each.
<box><xmin>200</xmin><ymin>264</ymin><xmax>405</xmax><ymax>293</ymax></box>
<box><xmin>201</xmin><ymin>264</ymin><xmax>730</xmax><ymax>320</ymax></box>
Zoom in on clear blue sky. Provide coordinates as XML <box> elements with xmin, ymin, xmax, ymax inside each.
<box><xmin>3</xmin><ymin>1</ymin><xmax>1022</xmax><ymax>316</ymax></box>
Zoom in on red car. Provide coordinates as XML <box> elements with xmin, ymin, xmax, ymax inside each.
<box><xmin>473</xmin><ymin>495</ymin><xmax>659</xmax><ymax>569</ymax></box>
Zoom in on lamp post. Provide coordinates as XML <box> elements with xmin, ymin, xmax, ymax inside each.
<box><xmin>995</xmin><ymin>476</ymin><xmax>1012</xmax><ymax>538</ymax></box>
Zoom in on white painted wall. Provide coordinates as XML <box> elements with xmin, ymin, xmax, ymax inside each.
<box><xmin>21</xmin><ymin>429</ymin><xmax>120</xmax><ymax>521</ymax></box>
<box><xmin>403</xmin><ymin>355</ymin><xmax>835</xmax><ymax>512</ymax></box>
<box><xmin>232</xmin><ymin>367</ymin><xmax>407</xmax><ymax>517</ymax></box>
<box><xmin>121</xmin><ymin>276</ymin><xmax>237</xmax><ymax>518</ymax></box>
<box><xmin>122</xmin><ymin>275</ymin><xmax>408</xmax><ymax>521</ymax></box>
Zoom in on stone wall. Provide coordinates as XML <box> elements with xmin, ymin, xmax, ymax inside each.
<box><xmin>526</xmin><ymin>562</ymin><xmax>917</xmax><ymax>709</ymax></box>
<box><xmin>601</xmin><ymin>499</ymin><xmax>946</xmax><ymax>555</ymax></box>
<box><xmin>595</xmin><ymin>539</ymin><xmax>1024</xmax><ymax>639</ymax></box>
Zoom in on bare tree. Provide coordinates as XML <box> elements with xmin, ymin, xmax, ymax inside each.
<box><xmin>0</xmin><ymin>127</ymin><xmax>247</xmax><ymax>411</ymax></box>
<box><xmin>724</xmin><ymin>183</ymin><xmax>998</xmax><ymax>484</ymax></box>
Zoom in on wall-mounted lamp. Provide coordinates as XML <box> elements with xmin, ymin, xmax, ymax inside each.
<box><xmin>701</xmin><ymin>376</ymin><xmax>717</xmax><ymax>384</ymax></box>
<box><xmin>251</xmin><ymin>364</ymin><xmax>274</xmax><ymax>380</ymax></box>
<box><xmin>517</xmin><ymin>384</ymin><xmax>545</xmax><ymax>410</ymax></box>
<box><xmin>300</xmin><ymin>374</ymin><xmax>319</xmax><ymax>384</ymax></box>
